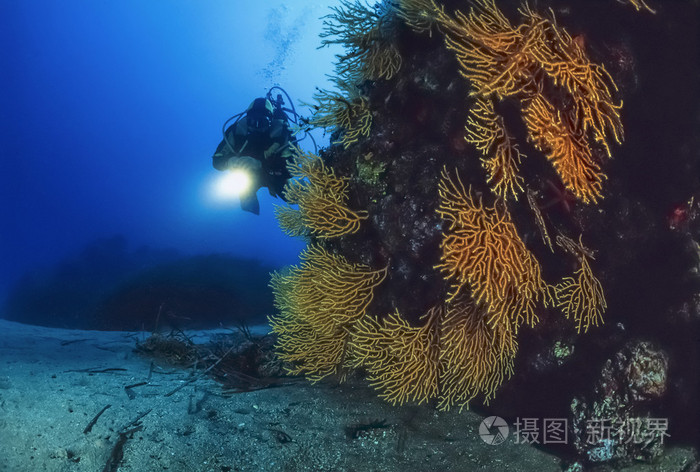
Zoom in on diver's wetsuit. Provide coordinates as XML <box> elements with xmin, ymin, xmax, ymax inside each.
<box><xmin>212</xmin><ymin>99</ymin><xmax>295</xmax><ymax>214</ymax></box>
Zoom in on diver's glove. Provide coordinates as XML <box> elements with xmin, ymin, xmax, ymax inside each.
<box><xmin>227</xmin><ymin>156</ymin><xmax>262</xmax><ymax>173</ymax></box>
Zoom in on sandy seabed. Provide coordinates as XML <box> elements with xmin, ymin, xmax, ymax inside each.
<box><xmin>0</xmin><ymin>319</ymin><xmax>695</xmax><ymax>472</ymax></box>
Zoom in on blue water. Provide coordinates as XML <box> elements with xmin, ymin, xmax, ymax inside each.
<box><xmin>0</xmin><ymin>0</ymin><xmax>339</xmax><ymax>304</ymax></box>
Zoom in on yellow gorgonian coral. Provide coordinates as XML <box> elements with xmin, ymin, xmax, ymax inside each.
<box><xmin>321</xmin><ymin>0</ymin><xmax>402</xmax><ymax>81</ymax></box>
<box><xmin>526</xmin><ymin>189</ymin><xmax>554</xmax><ymax>252</ymax></box>
<box><xmin>435</xmin><ymin>0</ymin><xmax>623</xmax><ymax>203</ymax></box>
<box><xmin>437</xmin><ymin>0</ymin><xmax>623</xmax><ymax>153</ymax></box>
<box><xmin>617</xmin><ymin>0</ymin><xmax>656</xmax><ymax>14</ymax></box>
<box><xmin>348</xmin><ymin>294</ymin><xmax>519</xmax><ymax>408</ymax></box>
<box><xmin>269</xmin><ymin>0</ymin><xmax>617</xmax><ymax>411</ymax></box>
<box><xmin>435</xmin><ymin>0</ymin><xmax>546</xmax><ymax>99</ymax></box>
<box><xmin>349</xmin><ymin>306</ymin><xmax>442</xmax><ymax>405</ymax></box>
<box><xmin>304</xmin><ymin>0</ymin><xmax>405</xmax><ymax>150</ymax></box>
<box><xmin>436</xmin><ymin>167</ymin><xmax>552</xmax><ymax>334</ymax></box>
<box><xmin>466</xmin><ymin>98</ymin><xmax>525</xmax><ymax>200</ymax></box>
<box><xmin>302</xmin><ymin>85</ymin><xmax>373</xmax><ymax>149</ymax></box>
<box><xmin>524</xmin><ymin>6</ymin><xmax>624</xmax><ymax>157</ymax></box>
<box><xmin>268</xmin><ymin>268</ymin><xmax>348</xmax><ymax>381</ymax></box>
<box><xmin>273</xmin><ymin>206</ymin><xmax>309</xmax><ymax>239</ymax></box>
<box><xmin>438</xmin><ymin>294</ymin><xmax>516</xmax><ymax>410</ymax></box>
<box><xmin>269</xmin><ymin>245</ymin><xmax>387</xmax><ymax>381</ymax></box>
<box><xmin>555</xmin><ymin>236</ymin><xmax>607</xmax><ymax>333</ymax></box>
<box><xmin>523</xmin><ymin>94</ymin><xmax>605</xmax><ymax>204</ymax></box>
<box><xmin>397</xmin><ymin>0</ymin><xmax>440</xmax><ymax>36</ymax></box>
<box><xmin>278</xmin><ymin>149</ymin><xmax>368</xmax><ymax>238</ymax></box>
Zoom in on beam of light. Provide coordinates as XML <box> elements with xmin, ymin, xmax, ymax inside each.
<box><xmin>211</xmin><ymin>169</ymin><xmax>252</xmax><ymax>201</ymax></box>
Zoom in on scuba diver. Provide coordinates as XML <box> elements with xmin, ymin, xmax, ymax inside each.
<box><xmin>212</xmin><ymin>87</ymin><xmax>311</xmax><ymax>215</ymax></box>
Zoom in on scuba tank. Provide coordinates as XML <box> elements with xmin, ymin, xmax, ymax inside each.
<box><xmin>220</xmin><ymin>86</ymin><xmax>317</xmax><ymax>156</ymax></box>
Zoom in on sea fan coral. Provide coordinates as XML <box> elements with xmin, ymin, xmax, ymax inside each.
<box><xmin>349</xmin><ymin>306</ymin><xmax>442</xmax><ymax>405</ymax></box>
<box><xmin>436</xmin><ymin>167</ymin><xmax>551</xmax><ymax>333</ymax></box>
<box><xmin>523</xmin><ymin>93</ymin><xmax>605</xmax><ymax>203</ymax></box>
<box><xmin>349</xmin><ymin>295</ymin><xmax>518</xmax><ymax>409</ymax></box>
<box><xmin>466</xmin><ymin>98</ymin><xmax>525</xmax><ymax>200</ymax></box>
<box><xmin>301</xmin><ymin>83</ymin><xmax>373</xmax><ymax>149</ymax></box>
<box><xmin>438</xmin><ymin>294</ymin><xmax>516</xmax><ymax>410</ymax></box>
<box><xmin>396</xmin><ymin>0</ymin><xmax>440</xmax><ymax>36</ymax></box>
<box><xmin>617</xmin><ymin>0</ymin><xmax>656</xmax><ymax>14</ymax></box>
<box><xmin>555</xmin><ymin>236</ymin><xmax>607</xmax><ymax>333</ymax></box>
<box><xmin>269</xmin><ymin>245</ymin><xmax>387</xmax><ymax>381</ymax></box>
<box><xmin>524</xmin><ymin>6</ymin><xmax>624</xmax><ymax>157</ymax></box>
<box><xmin>436</xmin><ymin>0</ymin><xmax>623</xmax><ymax>203</ymax></box>
<box><xmin>276</xmin><ymin>149</ymin><xmax>368</xmax><ymax>238</ymax></box>
<box><xmin>320</xmin><ymin>0</ymin><xmax>403</xmax><ymax>81</ymax></box>
<box><xmin>304</xmin><ymin>0</ymin><xmax>407</xmax><ymax>149</ymax></box>
<box><xmin>435</xmin><ymin>0</ymin><xmax>544</xmax><ymax>99</ymax></box>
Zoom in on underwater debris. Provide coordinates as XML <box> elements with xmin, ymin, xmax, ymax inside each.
<box><xmin>135</xmin><ymin>328</ymin><xmax>288</xmax><ymax>396</ymax></box>
<box><xmin>102</xmin><ymin>410</ymin><xmax>151</xmax><ymax>472</ymax></box>
<box><xmin>64</xmin><ymin>367</ymin><xmax>128</xmax><ymax>374</ymax></box>
<box><xmin>136</xmin><ymin>332</ymin><xmax>199</xmax><ymax>368</ymax></box>
<box><xmin>344</xmin><ymin>418</ymin><xmax>390</xmax><ymax>440</ymax></box>
<box><xmin>83</xmin><ymin>404</ymin><xmax>111</xmax><ymax>434</ymax></box>
<box><xmin>102</xmin><ymin>428</ymin><xmax>140</xmax><ymax>472</ymax></box>
<box><xmin>123</xmin><ymin>381</ymin><xmax>148</xmax><ymax>400</ymax></box>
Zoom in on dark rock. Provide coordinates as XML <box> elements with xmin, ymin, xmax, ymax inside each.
<box><xmin>570</xmin><ymin>340</ymin><xmax>670</xmax><ymax>464</ymax></box>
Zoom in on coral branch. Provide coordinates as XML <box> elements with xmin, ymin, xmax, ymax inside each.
<box><xmin>279</xmin><ymin>149</ymin><xmax>368</xmax><ymax>238</ymax></box>
<box><xmin>467</xmin><ymin>98</ymin><xmax>525</xmax><ymax>200</ymax></box>
<box><xmin>349</xmin><ymin>306</ymin><xmax>442</xmax><ymax>405</ymax></box>
<box><xmin>436</xmin><ymin>167</ymin><xmax>552</xmax><ymax>331</ymax></box>
<box><xmin>555</xmin><ymin>236</ymin><xmax>607</xmax><ymax>333</ymax></box>
<box><xmin>397</xmin><ymin>0</ymin><xmax>440</xmax><ymax>36</ymax></box>
<box><xmin>437</xmin><ymin>0</ymin><xmax>623</xmax><ymax>202</ymax></box>
<box><xmin>436</xmin><ymin>0</ymin><xmax>544</xmax><ymax>99</ymax></box>
<box><xmin>269</xmin><ymin>246</ymin><xmax>387</xmax><ymax>381</ymax></box>
<box><xmin>523</xmin><ymin>94</ymin><xmax>606</xmax><ymax>204</ymax></box>
<box><xmin>524</xmin><ymin>7</ymin><xmax>624</xmax><ymax>156</ymax></box>
<box><xmin>302</xmin><ymin>85</ymin><xmax>373</xmax><ymax>149</ymax></box>
<box><xmin>617</xmin><ymin>0</ymin><xmax>656</xmax><ymax>14</ymax></box>
<box><xmin>320</xmin><ymin>0</ymin><xmax>403</xmax><ymax>81</ymax></box>
<box><xmin>438</xmin><ymin>295</ymin><xmax>516</xmax><ymax>410</ymax></box>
